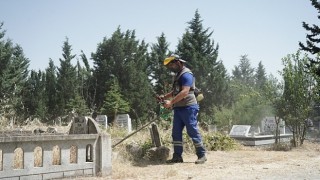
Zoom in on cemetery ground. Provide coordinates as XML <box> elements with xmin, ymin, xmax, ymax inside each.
<box><xmin>5</xmin><ymin>120</ymin><xmax>320</xmax><ymax>180</ymax></box>
<box><xmin>66</xmin><ymin>140</ymin><xmax>320</xmax><ymax>180</ymax></box>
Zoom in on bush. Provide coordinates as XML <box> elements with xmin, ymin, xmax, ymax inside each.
<box><xmin>110</xmin><ymin>123</ymin><xmax>239</xmax><ymax>163</ymax></box>
<box><xmin>203</xmin><ymin>132</ymin><xmax>238</xmax><ymax>151</ymax></box>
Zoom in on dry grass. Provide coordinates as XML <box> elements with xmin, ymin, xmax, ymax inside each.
<box><xmin>104</xmin><ymin>141</ymin><xmax>320</xmax><ymax>180</ymax></box>
<box><xmin>50</xmin><ymin>124</ymin><xmax>320</xmax><ymax>180</ymax></box>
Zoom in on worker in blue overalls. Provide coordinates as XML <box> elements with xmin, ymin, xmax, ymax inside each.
<box><xmin>158</xmin><ymin>54</ymin><xmax>207</xmax><ymax>164</ymax></box>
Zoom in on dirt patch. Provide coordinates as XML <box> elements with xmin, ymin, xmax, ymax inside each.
<box><xmin>65</xmin><ymin>141</ymin><xmax>320</xmax><ymax>180</ymax></box>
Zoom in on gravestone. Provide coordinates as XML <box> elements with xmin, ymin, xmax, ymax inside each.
<box><xmin>208</xmin><ymin>125</ymin><xmax>217</xmax><ymax>132</ymax></box>
<box><xmin>261</xmin><ymin>117</ymin><xmax>285</xmax><ymax>135</ymax></box>
<box><xmin>149</xmin><ymin>123</ymin><xmax>161</xmax><ymax>147</ymax></box>
<box><xmin>69</xmin><ymin>116</ymin><xmax>100</xmax><ymax>134</ymax></box>
<box><xmin>71</xmin><ymin>116</ymin><xmax>87</xmax><ymax>134</ymax></box>
<box><xmin>96</xmin><ymin>115</ymin><xmax>108</xmax><ymax>128</ymax></box>
<box><xmin>229</xmin><ymin>125</ymin><xmax>251</xmax><ymax>137</ymax></box>
<box><xmin>115</xmin><ymin>114</ymin><xmax>132</xmax><ymax>132</ymax></box>
<box><xmin>249</xmin><ymin>126</ymin><xmax>261</xmax><ymax>136</ymax></box>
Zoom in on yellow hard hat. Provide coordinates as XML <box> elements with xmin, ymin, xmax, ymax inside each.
<box><xmin>163</xmin><ymin>54</ymin><xmax>186</xmax><ymax>65</ymax></box>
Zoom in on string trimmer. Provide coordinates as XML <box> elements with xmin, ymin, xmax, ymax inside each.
<box><xmin>111</xmin><ymin>104</ymin><xmax>171</xmax><ymax>148</ymax></box>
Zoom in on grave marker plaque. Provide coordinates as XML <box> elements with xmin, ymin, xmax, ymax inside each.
<box><xmin>69</xmin><ymin>116</ymin><xmax>100</xmax><ymax>134</ymax></box>
<box><xmin>96</xmin><ymin>115</ymin><xmax>108</xmax><ymax>128</ymax></box>
<box><xmin>261</xmin><ymin>117</ymin><xmax>285</xmax><ymax>135</ymax></box>
<box><xmin>115</xmin><ymin>114</ymin><xmax>132</xmax><ymax>132</ymax></box>
<box><xmin>71</xmin><ymin>116</ymin><xmax>87</xmax><ymax>134</ymax></box>
<box><xmin>229</xmin><ymin>125</ymin><xmax>251</xmax><ymax>137</ymax></box>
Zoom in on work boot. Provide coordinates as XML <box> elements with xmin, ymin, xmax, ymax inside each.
<box><xmin>195</xmin><ymin>155</ymin><xmax>207</xmax><ymax>164</ymax></box>
<box><xmin>166</xmin><ymin>154</ymin><xmax>183</xmax><ymax>163</ymax></box>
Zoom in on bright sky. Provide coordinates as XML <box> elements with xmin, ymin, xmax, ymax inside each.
<box><xmin>0</xmin><ymin>0</ymin><xmax>318</xmax><ymax>79</ymax></box>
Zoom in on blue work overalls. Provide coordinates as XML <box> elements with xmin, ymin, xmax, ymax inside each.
<box><xmin>171</xmin><ymin>67</ymin><xmax>206</xmax><ymax>158</ymax></box>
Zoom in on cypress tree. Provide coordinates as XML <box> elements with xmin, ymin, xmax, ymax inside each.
<box><xmin>176</xmin><ymin>10</ymin><xmax>229</xmax><ymax>116</ymax></box>
<box><xmin>0</xmin><ymin>23</ymin><xmax>30</xmax><ymax>124</ymax></box>
<box><xmin>24</xmin><ymin>70</ymin><xmax>47</xmax><ymax>120</ymax></box>
<box><xmin>92</xmin><ymin>27</ymin><xmax>156</xmax><ymax>124</ymax></box>
<box><xmin>255</xmin><ymin>61</ymin><xmax>267</xmax><ymax>90</ymax></box>
<box><xmin>149</xmin><ymin>33</ymin><xmax>173</xmax><ymax>95</ymax></box>
<box><xmin>45</xmin><ymin>59</ymin><xmax>59</xmax><ymax>119</ymax></box>
<box><xmin>232</xmin><ymin>55</ymin><xmax>255</xmax><ymax>86</ymax></box>
<box><xmin>100</xmin><ymin>78</ymin><xmax>130</xmax><ymax>123</ymax></box>
<box><xmin>56</xmin><ymin>38</ymin><xmax>77</xmax><ymax>116</ymax></box>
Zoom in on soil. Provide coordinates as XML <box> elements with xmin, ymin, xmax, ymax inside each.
<box><xmin>66</xmin><ymin>140</ymin><xmax>320</xmax><ymax>180</ymax></box>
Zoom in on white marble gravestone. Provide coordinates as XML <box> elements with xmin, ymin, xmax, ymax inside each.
<box><xmin>261</xmin><ymin>117</ymin><xmax>285</xmax><ymax>135</ymax></box>
<box><xmin>96</xmin><ymin>115</ymin><xmax>108</xmax><ymax>128</ymax></box>
<box><xmin>229</xmin><ymin>125</ymin><xmax>251</xmax><ymax>137</ymax></box>
<box><xmin>115</xmin><ymin>114</ymin><xmax>132</xmax><ymax>133</ymax></box>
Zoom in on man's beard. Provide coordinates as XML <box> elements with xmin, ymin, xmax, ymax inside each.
<box><xmin>169</xmin><ymin>67</ymin><xmax>180</xmax><ymax>73</ymax></box>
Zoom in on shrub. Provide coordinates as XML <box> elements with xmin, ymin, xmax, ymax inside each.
<box><xmin>203</xmin><ymin>132</ymin><xmax>238</xmax><ymax>151</ymax></box>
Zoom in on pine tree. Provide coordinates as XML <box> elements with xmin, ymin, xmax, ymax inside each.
<box><xmin>92</xmin><ymin>27</ymin><xmax>156</xmax><ymax>124</ymax></box>
<box><xmin>255</xmin><ymin>61</ymin><xmax>267</xmax><ymax>90</ymax></box>
<box><xmin>79</xmin><ymin>51</ymin><xmax>96</xmax><ymax>110</ymax></box>
<box><xmin>66</xmin><ymin>93</ymin><xmax>90</xmax><ymax>116</ymax></box>
<box><xmin>228</xmin><ymin>56</ymin><xmax>274</xmax><ymax>126</ymax></box>
<box><xmin>100</xmin><ymin>78</ymin><xmax>130</xmax><ymax>123</ymax></box>
<box><xmin>45</xmin><ymin>59</ymin><xmax>59</xmax><ymax>119</ymax></box>
<box><xmin>232</xmin><ymin>55</ymin><xmax>255</xmax><ymax>86</ymax></box>
<box><xmin>91</xmin><ymin>29</ymin><xmax>122</xmax><ymax>110</ymax></box>
<box><xmin>56</xmin><ymin>38</ymin><xmax>77</xmax><ymax>116</ymax></box>
<box><xmin>176</xmin><ymin>10</ymin><xmax>229</xmax><ymax>117</ymax></box>
<box><xmin>0</xmin><ymin>23</ymin><xmax>30</xmax><ymax>124</ymax></box>
<box><xmin>299</xmin><ymin>0</ymin><xmax>320</xmax><ymax>76</ymax></box>
<box><xmin>149</xmin><ymin>33</ymin><xmax>173</xmax><ymax>95</ymax></box>
<box><xmin>24</xmin><ymin>70</ymin><xmax>47</xmax><ymax>120</ymax></box>
<box><xmin>122</xmin><ymin>45</ymin><xmax>157</xmax><ymax>122</ymax></box>
<box><xmin>67</xmin><ymin>60</ymin><xmax>91</xmax><ymax>116</ymax></box>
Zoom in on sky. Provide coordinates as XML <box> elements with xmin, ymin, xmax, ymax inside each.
<box><xmin>0</xmin><ymin>0</ymin><xmax>319</xmax><ymax>79</ymax></box>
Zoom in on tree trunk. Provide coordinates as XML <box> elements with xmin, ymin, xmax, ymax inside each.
<box><xmin>300</xmin><ymin>124</ymin><xmax>307</xmax><ymax>145</ymax></box>
<box><xmin>292</xmin><ymin>131</ymin><xmax>297</xmax><ymax>147</ymax></box>
<box><xmin>275</xmin><ymin>116</ymin><xmax>280</xmax><ymax>144</ymax></box>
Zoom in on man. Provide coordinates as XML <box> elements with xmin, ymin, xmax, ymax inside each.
<box><xmin>158</xmin><ymin>54</ymin><xmax>207</xmax><ymax>164</ymax></box>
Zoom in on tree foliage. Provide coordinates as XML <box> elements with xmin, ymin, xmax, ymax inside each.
<box><xmin>176</xmin><ymin>10</ymin><xmax>230</xmax><ymax>120</ymax></box>
<box><xmin>23</xmin><ymin>70</ymin><xmax>47</xmax><ymax>120</ymax></box>
<box><xmin>56</xmin><ymin>38</ymin><xmax>78</xmax><ymax>115</ymax></box>
<box><xmin>100</xmin><ymin>78</ymin><xmax>130</xmax><ymax>122</ymax></box>
<box><xmin>45</xmin><ymin>59</ymin><xmax>58</xmax><ymax>119</ymax></box>
<box><xmin>276</xmin><ymin>51</ymin><xmax>315</xmax><ymax>146</ymax></box>
<box><xmin>92</xmin><ymin>27</ymin><xmax>156</xmax><ymax>123</ymax></box>
<box><xmin>2</xmin><ymin>8</ymin><xmax>312</xmax><ymax>139</ymax></box>
<box><xmin>299</xmin><ymin>0</ymin><xmax>320</xmax><ymax>76</ymax></box>
<box><xmin>255</xmin><ymin>61</ymin><xmax>267</xmax><ymax>90</ymax></box>
<box><xmin>0</xmin><ymin>22</ymin><xmax>30</xmax><ymax>124</ymax></box>
<box><xmin>215</xmin><ymin>55</ymin><xmax>273</xmax><ymax>130</ymax></box>
<box><xmin>148</xmin><ymin>33</ymin><xmax>172</xmax><ymax>95</ymax></box>
<box><xmin>232</xmin><ymin>55</ymin><xmax>255</xmax><ymax>86</ymax></box>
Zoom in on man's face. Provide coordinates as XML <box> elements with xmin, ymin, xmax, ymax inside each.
<box><xmin>166</xmin><ymin>60</ymin><xmax>181</xmax><ymax>73</ymax></box>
